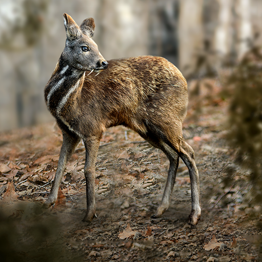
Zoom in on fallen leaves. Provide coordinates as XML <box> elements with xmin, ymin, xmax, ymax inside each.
<box><xmin>0</xmin><ymin>163</ymin><xmax>11</xmax><ymax>174</ymax></box>
<box><xmin>193</xmin><ymin>136</ymin><xmax>202</xmax><ymax>142</ymax></box>
<box><xmin>0</xmin><ymin>112</ymin><xmax>259</xmax><ymax>261</ymax></box>
<box><xmin>33</xmin><ymin>155</ymin><xmax>59</xmax><ymax>165</ymax></box>
<box><xmin>231</xmin><ymin>237</ymin><xmax>237</xmax><ymax>248</ymax></box>
<box><xmin>166</xmin><ymin>251</ymin><xmax>176</xmax><ymax>258</ymax></box>
<box><xmin>145</xmin><ymin>225</ymin><xmax>152</xmax><ymax>236</ymax></box>
<box><xmin>54</xmin><ymin>188</ymin><xmax>66</xmax><ymax>207</ymax></box>
<box><xmin>2</xmin><ymin>181</ymin><xmax>18</xmax><ymax>201</ymax></box>
<box><xmin>8</xmin><ymin>162</ymin><xmax>21</xmax><ymax>170</ymax></box>
<box><xmin>204</xmin><ymin>235</ymin><xmax>224</xmax><ymax>251</ymax></box>
<box><xmin>176</xmin><ymin>177</ymin><xmax>190</xmax><ymax>185</ymax></box>
<box><xmin>117</xmin><ymin>151</ymin><xmax>130</xmax><ymax>160</ymax></box>
<box><xmin>118</xmin><ymin>224</ymin><xmax>138</xmax><ymax>239</ymax></box>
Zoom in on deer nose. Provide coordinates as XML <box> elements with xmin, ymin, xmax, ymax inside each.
<box><xmin>101</xmin><ymin>61</ymin><xmax>108</xmax><ymax>69</ymax></box>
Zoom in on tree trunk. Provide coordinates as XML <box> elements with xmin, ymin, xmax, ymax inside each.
<box><xmin>178</xmin><ymin>0</ymin><xmax>204</xmax><ymax>77</ymax></box>
<box><xmin>235</xmin><ymin>0</ymin><xmax>252</xmax><ymax>60</ymax></box>
<box><xmin>95</xmin><ymin>0</ymin><xmax>149</xmax><ymax>60</ymax></box>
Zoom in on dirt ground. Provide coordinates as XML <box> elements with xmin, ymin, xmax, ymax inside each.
<box><xmin>0</xmin><ymin>84</ymin><xmax>260</xmax><ymax>261</ymax></box>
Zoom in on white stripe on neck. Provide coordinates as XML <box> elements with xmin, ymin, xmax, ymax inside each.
<box><xmin>56</xmin><ymin>78</ymin><xmax>84</xmax><ymax>138</ymax></box>
<box><xmin>57</xmin><ymin>79</ymin><xmax>80</xmax><ymax>116</ymax></box>
<box><xmin>60</xmin><ymin>65</ymin><xmax>69</xmax><ymax>75</ymax></box>
<box><xmin>47</xmin><ymin>77</ymin><xmax>65</xmax><ymax>110</ymax></box>
<box><xmin>47</xmin><ymin>65</ymin><xmax>78</xmax><ymax>110</ymax></box>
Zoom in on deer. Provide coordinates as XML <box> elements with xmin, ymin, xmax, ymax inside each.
<box><xmin>44</xmin><ymin>13</ymin><xmax>201</xmax><ymax>225</ymax></box>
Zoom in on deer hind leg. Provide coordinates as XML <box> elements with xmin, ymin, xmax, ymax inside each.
<box><xmin>139</xmin><ymin>129</ymin><xmax>179</xmax><ymax>218</ymax></box>
<box><xmin>46</xmin><ymin>131</ymin><xmax>80</xmax><ymax>206</ymax></box>
<box><xmin>143</xmin><ymin>122</ymin><xmax>201</xmax><ymax>225</ymax></box>
<box><xmin>82</xmin><ymin>136</ymin><xmax>101</xmax><ymax>222</ymax></box>
<box><xmin>178</xmin><ymin>139</ymin><xmax>201</xmax><ymax>225</ymax></box>
<box><xmin>160</xmin><ymin>138</ymin><xmax>201</xmax><ymax>225</ymax></box>
<box><xmin>153</xmin><ymin>144</ymin><xmax>179</xmax><ymax>218</ymax></box>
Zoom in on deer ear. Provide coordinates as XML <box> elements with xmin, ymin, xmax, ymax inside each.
<box><xmin>80</xmin><ymin>18</ymin><xmax>95</xmax><ymax>37</ymax></box>
<box><xmin>63</xmin><ymin>13</ymin><xmax>81</xmax><ymax>40</ymax></box>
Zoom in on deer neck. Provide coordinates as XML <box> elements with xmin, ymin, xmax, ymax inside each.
<box><xmin>45</xmin><ymin>55</ymin><xmax>85</xmax><ymax>118</ymax></box>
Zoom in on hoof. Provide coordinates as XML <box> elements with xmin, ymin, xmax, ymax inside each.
<box><xmin>151</xmin><ymin>204</ymin><xmax>168</xmax><ymax>219</ymax></box>
<box><xmin>44</xmin><ymin>197</ymin><xmax>56</xmax><ymax>208</ymax></box>
<box><xmin>83</xmin><ymin>211</ymin><xmax>97</xmax><ymax>222</ymax></box>
<box><xmin>188</xmin><ymin>209</ymin><xmax>201</xmax><ymax>225</ymax></box>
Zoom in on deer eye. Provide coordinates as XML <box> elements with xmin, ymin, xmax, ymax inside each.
<box><xmin>81</xmin><ymin>46</ymin><xmax>90</xmax><ymax>52</ymax></box>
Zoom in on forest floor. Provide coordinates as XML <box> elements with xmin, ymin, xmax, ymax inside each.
<box><xmin>0</xmin><ymin>80</ymin><xmax>260</xmax><ymax>262</ymax></box>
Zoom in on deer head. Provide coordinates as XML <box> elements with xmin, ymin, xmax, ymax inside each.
<box><xmin>62</xmin><ymin>13</ymin><xmax>108</xmax><ymax>72</ymax></box>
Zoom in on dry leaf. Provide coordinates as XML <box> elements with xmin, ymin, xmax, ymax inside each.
<box><xmin>1</xmin><ymin>170</ymin><xmax>18</xmax><ymax>181</ymax></box>
<box><xmin>33</xmin><ymin>155</ymin><xmax>58</xmax><ymax>165</ymax></box>
<box><xmin>55</xmin><ymin>188</ymin><xmax>66</xmax><ymax>206</ymax></box>
<box><xmin>145</xmin><ymin>225</ymin><xmax>152</xmax><ymax>236</ymax></box>
<box><xmin>8</xmin><ymin>162</ymin><xmax>21</xmax><ymax>170</ymax></box>
<box><xmin>101</xmin><ymin>134</ymin><xmax>114</xmax><ymax>143</ymax></box>
<box><xmin>193</xmin><ymin>136</ymin><xmax>202</xmax><ymax>142</ymax></box>
<box><xmin>0</xmin><ymin>185</ymin><xmax>6</xmax><ymax>195</ymax></box>
<box><xmin>204</xmin><ymin>235</ymin><xmax>224</xmax><ymax>251</ymax></box>
<box><xmin>134</xmin><ymin>152</ymin><xmax>145</xmax><ymax>158</ymax></box>
<box><xmin>125</xmin><ymin>240</ymin><xmax>133</xmax><ymax>248</ymax></box>
<box><xmin>117</xmin><ymin>151</ymin><xmax>130</xmax><ymax>159</ymax></box>
<box><xmin>119</xmin><ymin>224</ymin><xmax>138</xmax><ymax>239</ymax></box>
<box><xmin>0</xmin><ymin>163</ymin><xmax>11</xmax><ymax>174</ymax></box>
<box><xmin>92</xmin><ymin>244</ymin><xmax>104</xmax><ymax>248</ymax></box>
<box><xmin>2</xmin><ymin>181</ymin><xmax>18</xmax><ymax>201</ymax></box>
<box><xmin>88</xmin><ymin>251</ymin><xmax>99</xmax><ymax>257</ymax></box>
<box><xmin>160</xmin><ymin>240</ymin><xmax>174</xmax><ymax>245</ymax></box>
<box><xmin>19</xmin><ymin>173</ymin><xmax>30</xmax><ymax>181</ymax></box>
<box><xmin>165</xmin><ymin>232</ymin><xmax>174</xmax><ymax>238</ymax></box>
<box><xmin>176</xmin><ymin>177</ymin><xmax>190</xmax><ymax>185</ymax></box>
<box><xmin>75</xmin><ymin>229</ymin><xmax>90</xmax><ymax>235</ymax></box>
<box><xmin>167</xmin><ymin>251</ymin><xmax>176</xmax><ymax>258</ymax></box>
<box><xmin>231</xmin><ymin>237</ymin><xmax>237</xmax><ymax>248</ymax></box>
<box><xmin>120</xmin><ymin>163</ymin><xmax>129</xmax><ymax>172</ymax></box>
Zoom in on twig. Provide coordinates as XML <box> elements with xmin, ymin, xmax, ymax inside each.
<box><xmin>124</xmin><ymin>141</ymin><xmax>147</xmax><ymax>144</ymax></box>
<box><xmin>31</xmin><ymin>191</ymin><xmax>49</xmax><ymax>194</ymax></box>
<box><xmin>209</xmin><ymin>183</ymin><xmax>236</xmax><ymax>210</ymax></box>
<box><xmin>99</xmin><ymin>142</ymin><xmax>113</xmax><ymax>148</ymax></box>
<box><xmin>16</xmin><ymin>179</ymin><xmax>28</xmax><ymax>186</ymax></box>
<box><xmin>230</xmin><ymin>182</ymin><xmax>251</xmax><ymax>203</ymax></box>
<box><xmin>38</xmin><ymin>181</ymin><xmax>52</xmax><ymax>188</ymax></box>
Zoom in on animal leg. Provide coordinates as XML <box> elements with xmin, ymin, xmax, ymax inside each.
<box><xmin>46</xmin><ymin>131</ymin><xmax>80</xmax><ymax>206</ymax></box>
<box><xmin>82</xmin><ymin>136</ymin><xmax>100</xmax><ymax>222</ymax></box>
<box><xmin>178</xmin><ymin>140</ymin><xmax>201</xmax><ymax>225</ymax></box>
<box><xmin>153</xmin><ymin>147</ymin><xmax>179</xmax><ymax>217</ymax></box>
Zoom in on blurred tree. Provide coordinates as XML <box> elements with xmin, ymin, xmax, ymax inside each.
<box><xmin>96</xmin><ymin>0</ymin><xmax>149</xmax><ymax>60</ymax></box>
<box><xmin>214</xmin><ymin>0</ymin><xmax>232</xmax><ymax>64</ymax></box>
<box><xmin>148</xmin><ymin>0</ymin><xmax>179</xmax><ymax>65</ymax></box>
<box><xmin>0</xmin><ymin>0</ymin><xmax>49</xmax><ymax>130</ymax></box>
<box><xmin>235</xmin><ymin>0</ymin><xmax>252</xmax><ymax>60</ymax></box>
<box><xmin>0</xmin><ymin>0</ymin><xmax>48</xmax><ymax>50</ymax></box>
<box><xmin>226</xmin><ymin>44</ymin><xmax>262</xmax><ymax>257</ymax></box>
<box><xmin>178</xmin><ymin>0</ymin><xmax>204</xmax><ymax>77</ymax></box>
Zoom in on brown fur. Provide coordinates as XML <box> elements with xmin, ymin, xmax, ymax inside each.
<box><xmin>44</xmin><ymin>14</ymin><xmax>201</xmax><ymax>225</ymax></box>
<box><xmin>59</xmin><ymin>56</ymin><xmax>187</xmax><ymax>137</ymax></box>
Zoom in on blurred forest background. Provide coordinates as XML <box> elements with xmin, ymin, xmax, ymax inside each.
<box><xmin>0</xmin><ymin>0</ymin><xmax>261</xmax><ymax>131</ymax></box>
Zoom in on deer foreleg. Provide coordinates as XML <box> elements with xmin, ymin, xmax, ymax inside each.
<box><xmin>82</xmin><ymin>136</ymin><xmax>101</xmax><ymax>222</ymax></box>
<box><xmin>46</xmin><ymin>131</ymin><xmax>80</xmax><ymax>206</ymax></box>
